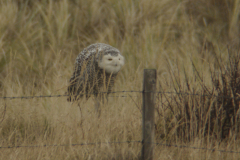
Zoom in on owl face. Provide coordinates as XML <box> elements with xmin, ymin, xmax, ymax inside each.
<box><xmin>98</xmin><ymin>54</ymin><xmax>124</xmax><ymax>74</ymax></box>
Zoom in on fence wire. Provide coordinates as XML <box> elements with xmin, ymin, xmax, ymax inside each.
<box><xmin>1</xmin><ymin>141</ymin><xmax>239</xmax><ymax>154</ymax></box>
<box><xmin>0</xmin><ymin>91</ymin><xmax>240</xmax><ymax>100</ymax></box>
<box><xmin>0</xmin><ymin>90</ymin><xmax>240</xmax><ymax>154</ymax></box>
<box><xmin>0</xmin><ymin>141</ymin><xmax>141</xmax><ymax>149</ymax></box>
<box><xmin>0</xmin><ymin>91</ymin><xmax>140</xmax><ymax>100</ymax></box>
<box><xmin>153</xmin><ymin>142</ymin><xmax>240</xmax><ymax>154</ymax></box>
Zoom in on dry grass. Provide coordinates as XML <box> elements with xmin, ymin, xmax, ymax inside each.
<box><xmin>0</xmin><ymin>0</ymin><xmax>240</xmax><ymax>159</ymax></box>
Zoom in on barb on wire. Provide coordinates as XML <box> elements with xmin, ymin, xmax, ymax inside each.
<box><xmin>0</xmin><ymin>141</ymin><xmax>142</xmax><ymax>149</ymax></box>
<box><xmin>153</xmin><ymin>142</ymin><xmax>240</xmax><ymax>154</ymax></box>
<box><xmin>0</xmin><ymin>90</ymin><xmax>239</xmax><ymax>100</ymax></box>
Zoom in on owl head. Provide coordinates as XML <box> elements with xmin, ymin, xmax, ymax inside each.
<box><xmin>97</xmin><ymin>50</ymin><xmax>125</xmax><ymax>74</ymax></box>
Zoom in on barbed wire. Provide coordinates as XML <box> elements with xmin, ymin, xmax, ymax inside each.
<box><xmin>0</xmin><ymin>90</ymin><xmax>239</xmax><ymax>100</ymax></box>
<box><xmin>0</xmin><ymin>141</ymin><xmax>141</xmax><ymax>149</ymax></box>
<box><xmin>0</xmin><ymin>91</ymin><xmax>140</xmax><ymax>100</ymax></box>
<box><xmin>153</xmin><ymin>142</ymin><xmax>240</xmax><ymax>154</ymax></box>
<box><xmin>1</xmin><ymin>90</ymin><xmax>240</xmax><ymax>154</ymax></box>
<box><xmin>0</xmin><ymin>94</ymin><xmax>132</xmax><ymax>100</ymax></box>
<box><xmin>1</xmin><ymin>141</ymin><xmax>239</xmax><ymax>154</ymax></box>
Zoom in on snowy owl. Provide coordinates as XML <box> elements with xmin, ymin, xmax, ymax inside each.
<box><xmin>67</xmin><ymin>43</ymin><xmax>124</xmax><ymax>102</ymax></box>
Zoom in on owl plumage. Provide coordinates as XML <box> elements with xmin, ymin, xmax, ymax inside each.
<box><xmin>67</xmin><ymin>43</ymin><xmax>124</xmax><ymax>101</ymax></box>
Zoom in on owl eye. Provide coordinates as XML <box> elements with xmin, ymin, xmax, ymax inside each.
<box><xmin>108</xmin><ymin>58</ymin><xmax>112</xmax><ymax>61</ymax></box>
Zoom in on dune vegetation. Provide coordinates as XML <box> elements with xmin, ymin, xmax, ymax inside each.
<box><xmin>0</xmin><ymin>0</ymin><xmax>240</xmax><ymax>159</ymax></box>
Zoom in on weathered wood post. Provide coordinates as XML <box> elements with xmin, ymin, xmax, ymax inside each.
<box><xmin>142</xmin><ymin>69</ymin><xmax>156</xmax><ymax>160</ymax></box>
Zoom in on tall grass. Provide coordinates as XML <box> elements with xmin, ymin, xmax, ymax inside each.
<box><xmin>0</xmin><ymin>0</ymin><xmax>239</xmax><ymax>159</ymax></box>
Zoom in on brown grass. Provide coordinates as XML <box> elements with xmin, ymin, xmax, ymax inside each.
<box><xmin>0</xmin><ymin>0</ymin><xmax>240</xmax><ymax>159</ymax></box>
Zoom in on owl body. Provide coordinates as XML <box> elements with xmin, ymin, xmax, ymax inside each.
<box><xmin>68</xmin><ymin>43</ymin><xmax>124</xmax><ymax>101</ymax></box>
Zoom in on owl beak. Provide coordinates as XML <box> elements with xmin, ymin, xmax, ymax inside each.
<box><xmin>114</xmin><ymin>63</ymin><xmax>118</xmax><ymax>66</ymax></box>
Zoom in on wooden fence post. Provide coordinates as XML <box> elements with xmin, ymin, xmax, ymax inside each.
<box><xmin>142</xmin><ymin>69</ymin><xmax>156</xmax><ymax>160</ymax></box>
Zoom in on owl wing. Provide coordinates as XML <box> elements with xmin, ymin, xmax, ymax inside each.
<box><xmin>68</xmin><ymin>46</ymin><xmax>99</xmax><ymax>99</ymax></box>
<box><xmin>69</xmin><ymin>47</ymin><xmax>97</xmax><ymax>82</ymax></box>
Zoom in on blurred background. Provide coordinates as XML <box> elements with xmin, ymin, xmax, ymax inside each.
<box><xmin>0</xmin><ymin>0</ymin><xmax>239</xmax><ymax>159</ymax></box>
